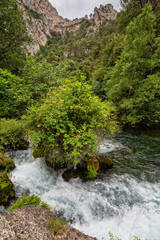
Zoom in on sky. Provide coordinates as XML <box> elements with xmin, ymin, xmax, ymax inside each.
<box><xmin>49</xmin><ymin>0</ymin><xmax>121</xmax><ymax>20</ymax></box>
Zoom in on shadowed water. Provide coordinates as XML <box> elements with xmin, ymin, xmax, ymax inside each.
<box><xmin>8</xmin><ymin>129</ymin><xmax>160</xmax><ymax>240</ymax></box>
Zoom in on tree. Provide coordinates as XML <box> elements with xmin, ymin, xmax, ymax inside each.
<box><xmin>0</xmin><ymin>0</ymin><xmax>29</xmax><ymax>72</ymax></box>
<box><xmin>105</xmin><ymin>4</ymin><xmax>160</xmax><ymax>126</ymax></box>
<box><xmin>0</xmin><ymin>68</ymin><xmax>30</xmax><ymax>118</ymax></box>
<box><xmin>120</xmin><ymin>0</ymin><xmax>160</xmax><ymax>11</ymax></box>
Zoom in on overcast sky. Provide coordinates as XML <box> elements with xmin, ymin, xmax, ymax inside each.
<box><xmin>49</xmin><ymin>0</ymin><xmax>121</xmax><ymax>20</ymax></box>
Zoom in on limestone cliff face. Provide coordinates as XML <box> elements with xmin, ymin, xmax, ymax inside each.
<box><xmin>92</xmin><ymin>4</ymin><xmax>118</xmax><ymax>25</ymax></box>
<box><xmin>17</xmin><ymin>0</ymin><xmax>118</xmax><ymax>54</ymax></box>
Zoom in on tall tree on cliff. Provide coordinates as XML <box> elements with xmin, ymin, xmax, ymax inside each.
<box><xmin>0</xmin><ymin>0</ymin><xmax>29</xmax><ymax>73</ymax></box>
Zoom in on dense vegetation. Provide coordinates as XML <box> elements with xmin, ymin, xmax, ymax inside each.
<box><xmin>0</xmin><ymin>1</ymin><xmax>159</xmax><ymax>238</ymax></box>
<box><xmin>8</xmin><ymin>194</ymin><xmax>50</xmax><ymax>211</ymax></box>
<box><xmin>0</xmin><ymin>1</ymin><xmax>160</xmax><ymax>169</ymax></box>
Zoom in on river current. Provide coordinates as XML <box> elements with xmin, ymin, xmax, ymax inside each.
<box><xmin>9</xmin><ymin>129</ymin><xmax>160</xmax><ymax>240</ymax></box>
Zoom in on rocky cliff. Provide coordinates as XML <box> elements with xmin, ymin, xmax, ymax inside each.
<box><xmin>17</xmin><ymin>0</ymin><xmax>118</xmax><ymax>54</ymax></box>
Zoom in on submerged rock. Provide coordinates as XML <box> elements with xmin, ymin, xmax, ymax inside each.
<box><xmin>0</xmin><ymin>205</ymin><xmax>98</xmax><ymax>240</ymax></box>
<box><xmin>0</xmin><ymin>173</ymin><xmax>15</xmax><ymax>206</ymax></box>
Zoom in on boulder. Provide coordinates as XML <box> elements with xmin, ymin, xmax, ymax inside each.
<box><xmin>0</xmin><ymin>152</ymin><xmax>15</xmax><ymax>173</ymax></box>
<box><xmin>0</xmin><ymin>205</ymin><xmax>98</xmax><ymax>240</ymax></box>
<box><xmin>62</xmin><ymin>155</ymin><xmax>113</xmax><ymax>181</ymax></box>
<box><xmin>96</xmin><ymin>154</ymin><xmax>113</xmax><ymax>170</ymax></box>
<box><xmin>0</xmin><ymin>173</ymin><xmax>15</xmax><ymax>206</ymax></box>
<box><xmin>32</xmin><ymin>146</ymin><xmax>44</xmax><ymax>158</ymax></box>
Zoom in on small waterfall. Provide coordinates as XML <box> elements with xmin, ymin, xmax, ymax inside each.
<box><xmin>8</xmin><ymin>131</ymin><xmax>160</xmax><ymax>240</ymax></box>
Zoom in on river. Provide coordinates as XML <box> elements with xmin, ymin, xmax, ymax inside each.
<box><xmin>8</xmin><ymin>129</ymin><xmax>160</xmax><ymax>240</ymax></box>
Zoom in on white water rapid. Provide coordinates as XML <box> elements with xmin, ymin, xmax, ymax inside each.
<box><xmin>9</xmin><ymin>134</ymin><xmax>160</xmax><ymax>240</ymax></box>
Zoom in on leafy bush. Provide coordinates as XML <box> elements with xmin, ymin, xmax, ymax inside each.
<box><xmin>21</xmin><ymin>58</ymin><xmax>55</xmax><ymax>102</ymax></box>
<box><xmin>87</xmin><ymin>165</ymin><xmax>97</xmax><ymax>178</ymax></box>
<box><xmin>0</xmin><ymin>118</ymin><xmax>28</xmax><ymax>150</ymax></box>
<box><xmin>25</xmin><ymin>78</ymin><xmax>118</xmax><ymax>168</ymax></box>
<box><xmin>8</xmin><ymin>194</ymin><xmax>50</xmax><ymax>211</ymax></box>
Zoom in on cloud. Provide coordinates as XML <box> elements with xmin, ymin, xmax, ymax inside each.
<box><xmin>49</xmin><ymin>0</ymin><xmax>121</xmax><ymax>19</ymax></box>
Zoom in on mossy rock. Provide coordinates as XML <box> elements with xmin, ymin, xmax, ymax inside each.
<box><xmin>87</xmin><ymin>158</ymin><xmax>99</xmax><ymax>171</ymax></box>
<box><xmin>62</xmin><ymin>158</ymin><xmax>99</xmax><ymax>182</ymax></box>
<box><xmin>62</xmin><ymin>155</ymin><xmax>113</xmax><ymax>182</ymax></box>
<box><xmin>32</xmin><ymin>146</ymin><xmax>44</xmax><ymax>158</ymax></box>
<box><xmin>3</xmin><ymin>139</ymin><xmax>29</xmax><ymax>151</ymax></box>
<box><xmin>45</xmin><ymin>147</ymin><xmax>69</xmax><ymax>169</ymax></box>
<box><xmin>0</xmin><ymin>173</ymin><xmax>15</xmax><ymax>206</ymax></box>
<box><xmin>0</xmin><ymin>152</ymin><xmax>15</xmax><ymax>173</ymax></box>
<box><xmin>96</xmin><ymin>154</ymin><xmax>113</xmax><ymax>170</ymax></box>
<box><xmin>62</xmin><ymin>165</ymin><xmax>87</xmax><ymax>182</ymax></box>
<box><xmin>0</xmin><ymin>145</ymin><xmax>5</xmax><ymax>153</ymax></box>
<box><xmin>16</xmin><ymin>140</ymin><xmax>29</xmax><ymax>150</ymax></box>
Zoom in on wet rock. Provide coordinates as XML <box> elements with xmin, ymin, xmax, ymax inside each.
<box><xmin>62</xmin><ymin>157</ymin><xmax>99</xmax><ymax>182</ymax></box>
<box><xmin>96</xmin><ymin>154</ymin><xmax>113</xmax><ymax>170</ymax></box>
<box><xmin>62</xmin><ymin>155</ymin><xmax>113</xmax><ymax>181</ymax></box>
<box><xmin>32</xmin><ymin>146</ymin><xmax>44</xmax><ymax>158</ymax></box>
<box><xmin>0</xmin><ymin>173</ymin><xmax>15</xmax><ymax>206</ymax></box>
<box><xmin>0</xmin><ymin>205</ymin><xmax>98</xmax><ymax>240</ymax></box>
<box><xmin>45</xmin><ymin>147</ymin><xmax>69</xmax><ymax>169</ymax></box>
<box><xmin>3</xmin><ymin>139</ymin><xmax>29</xmax><ymax>151</ymax></box>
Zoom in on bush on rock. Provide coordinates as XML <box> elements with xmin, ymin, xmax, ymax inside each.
<box><xmin>26</xmin><ymin>78</ymin><xmax>118</xmax><ymax>168</ymax></box>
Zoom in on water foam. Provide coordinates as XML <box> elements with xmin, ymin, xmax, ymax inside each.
<box><xmin>10</xmin><ymin>141</ymin><xmax>160</xmax><ymax>240</ymax></box>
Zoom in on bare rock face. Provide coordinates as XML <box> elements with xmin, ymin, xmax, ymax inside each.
<box><xmin>92</xmin><ymin>4</ymin><xmax>118</xmax><ymax>25</ymax></box>
<box><xmin>17</xmin><ymin>0</ymin><xmax>118</xmax><ymax>54</ymax></box>
<box><xmin>0</xmin><ymin>205</ymin><xmax>98</xmax><ymax>240</ymax></box>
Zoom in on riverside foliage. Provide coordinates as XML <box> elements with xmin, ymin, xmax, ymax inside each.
<box><xmin>26</xmin><ymin>78</ymin><xmax>118</xmax><ymax>167</ymax></box>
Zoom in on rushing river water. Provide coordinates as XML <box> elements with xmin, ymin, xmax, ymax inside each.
<box><xmin>8</xmin><ymin>129</ymin><xmax>160</xmax><ymax>240</ymax></box>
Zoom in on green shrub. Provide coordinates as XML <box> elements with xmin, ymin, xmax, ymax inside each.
<box><xmin>108</xmin><ymin>232</ymin><xmax>143</xmax><ymax>240</ymax></box>
<box><xmin>87</xmin><ymin>165</ymin><xmax>97</xmax><ymax>179</ymax></box>
<box><xmin>0</xmin><ymin>172</ymin><xmax>15</xmax><ymax>206</ymax></box>
<box><xmin>8</xmin><ymin>194</ymin><xmax>50</xmax><ymax>211</ymax></box>
<box><xmin>0</xmin><ymin>118</ymin><xmax>28</xmax><ymax>150</ymax></box>
<box><xmin>25</xmin><ymin>77</ymin><xmax>118</xmax><ymax>168</ymax></box>
<box><xmin>48</xmin><ymin>216</ymin><xmax>69</xmax><ymax>235</ymax></box>
<box><xmin>21</xmin><ymin>58</ymin><xmax>55</xmax><ymax>102</ymax></box>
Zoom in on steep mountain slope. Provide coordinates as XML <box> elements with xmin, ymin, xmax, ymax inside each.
<box><xmin>17</xmin><ymin>0</ymin><xmax>118</xmax><ymax>54</ymax></box>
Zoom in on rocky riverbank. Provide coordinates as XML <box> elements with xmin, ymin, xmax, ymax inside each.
<box><xmin>0</xmin><ymin>205</ymin><xmax>98</xmax><ymax>240</ymax></box>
